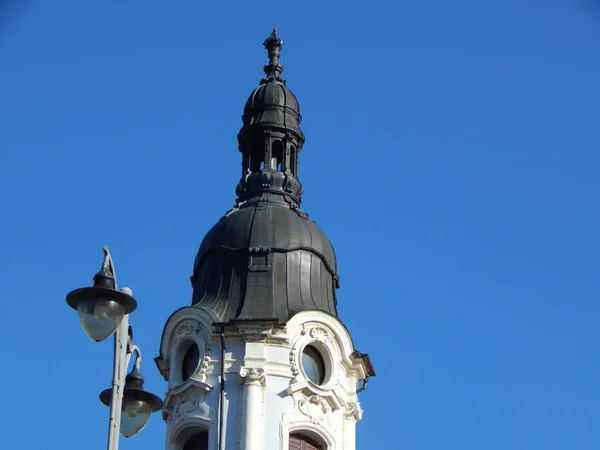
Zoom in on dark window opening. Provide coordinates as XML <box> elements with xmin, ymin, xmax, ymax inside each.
<box><xmin>183</xmin><ymin>431</ymin><xmax>208</xmax><ymax>450</ymax></box>
<box><xmin>250</xmin><ymin>151</ymin><xmax>264</xmax><ymax>172</ymax></box>
<box><xmin>290</xmin><ymin>145</ymin><xmax>297</xmax><ymax>175</ymax></box>
<box><xmin>289</xmin><ymin>433</ymin><xmax>323</xmax><ymax>450</ymax></box>
<box><xmin>271</xmin><ymin>140</ymin><xmax>284</xmax><ymax>171</ymax></box>
<box><xmin>181</xmin><ymin>343</ymin><xmax>200</xmax><ymax>382</ymax></box>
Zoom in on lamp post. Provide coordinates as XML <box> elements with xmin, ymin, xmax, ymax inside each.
<box><xmin>66</xmin><ymin>247</ymin><xmax>162</xmax><ymax>450</ymax></box>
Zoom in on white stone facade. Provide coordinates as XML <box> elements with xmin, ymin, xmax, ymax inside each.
<box><xmin>156</xmin><ymin>307</ymin><xmax>371</xmax><ymax>450</ymax></box>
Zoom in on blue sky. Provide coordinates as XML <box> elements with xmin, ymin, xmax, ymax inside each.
<box><xmin>1</xmin><ymin>1</ymin><xmax>599</xmax><ymax>449</ymax></box>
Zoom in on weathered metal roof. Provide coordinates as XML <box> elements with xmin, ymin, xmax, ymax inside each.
<box><xmin>191</xmin><ymin>197</ymin><xmax>338</xmax><ymax>323</ymax></box>
<box><xmin>190</xmin><ymin>30</ymin><xmax>339</xmax><ymax>323</ymax></box>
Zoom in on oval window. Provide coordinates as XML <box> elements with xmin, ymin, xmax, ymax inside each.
<box><xmin>301</xmin><ymin>345</ymin><xmax>325</xmax><ymax>385</ymax></box>
<box><xmin>181</xmin><ymin>343</ymin><xmax>200</xmax><ymax>382</ymax></box>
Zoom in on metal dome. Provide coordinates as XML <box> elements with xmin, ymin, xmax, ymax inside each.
<box><xmin>190</xmin><ymin>30</ymin><xmax>338</xmax><ymax>323</ymax></box>
<box><xmin>191</xmin><ymin>196</ymin><xmax>339</xmax><ymax>323</ymax></box>
<box><xmin>242</xmin><ymin>80</ymin><xmax>302</xmax><ymax>136</ymax></box>
<box><xmin>240</xmin><ymin>29</ymin><xmax>303</xmax><ymax>138</ymax></box>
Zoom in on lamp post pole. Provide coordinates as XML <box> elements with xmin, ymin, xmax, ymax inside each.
<box><xmin>108</xmin><ymin>313</ymin><xmax>129</xmax><ymax>450</ymax></box>
<box><xmin>66</xmin><ymin>247</ymin><xmax>162</xmax><ymax>450</ymax></box>
<box><xmin>101</xmin><ymin>247</ymin><xmax>130</xmax><ymax>450</ymax></box>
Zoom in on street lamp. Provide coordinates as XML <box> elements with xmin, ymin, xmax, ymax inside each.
<box><xmin>66</xmin><ymin>247</ymin><xmax>163</xmax><ymax>450</ymax></box>
<box><xmin>100</xmin><ymin>347</ymin><xmax>162</xmax><ymax>438</ymax></box>
<box><xmin>66</xmin><ymin>248</ymin><xmax>136</xmax><ymax>342</ymax></box>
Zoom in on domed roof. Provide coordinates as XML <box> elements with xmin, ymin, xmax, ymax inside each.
<box><xmin>191</xmin><ymin>198</ymin><xmax>339</xmax><ymax>323</ymax></box>
<box><xmin>240</xmin><ymin>29</ymin><xmax>303</xmax><ymax>138</ymax></box>
<box><xmin>190</xmin><ymin>30</ymin><xmax>339</xmax><ymax>324</ymax></box>
<box><xmin>242</xmin><ymin>80</ymin><xmax>302</xmax><ymax>135</ymax></box>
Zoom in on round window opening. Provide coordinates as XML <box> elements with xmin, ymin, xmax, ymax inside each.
<box><xmin>301</xmin><ymin>345</ymin><xmax>326</xmax><ymax>385</ymax></box>
<box><xmin>181</xmin><ymin>343</ymin><xmax>200</xmax><ymax>382</ymax></box>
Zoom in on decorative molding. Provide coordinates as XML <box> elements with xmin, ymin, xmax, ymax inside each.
<box><xmin>197</xmin><ymin>345</ymin><xmax>211</xmax><ymax>383</ymax></box>
<box><xmin>309</xmin><ymin>326</ymin><xmax>332</xmax><ymax>345</ymax></box>
<box><xmin>173</xmin><ymin>322</ymin><xmax>199</xmax><ymax>345</ymax></box>
<box><xmin>297</xmin><ymin>395</ymin><xmax>331</xmax><ymax>425</ymax></box>
<box><xmin>236</xmin><ymin>321</ymin><xmax>280</xmax><ymax>343</ymax></box>
<box><xmin>162</xmin><ymin>378</ymin><xmax>213</xmax><ymax>422</ymax></box>
<box><xmin>343</xmin><ymin>401</ymin><xmax>363</xmax><ymax>421</ymax></box>
<box><xmin>289</xmin><ymin>347</ymin><xmax>299</xmax><ymax>376</ymax></box>
<box><xmin>157</xmin><ymin>306</ymin><xmax>214</xmax><ymax>377</ymax></box>
<box><xmin>174</xmin><ymin>394</ymin><xmax>197</xmax><ymax>420</ymax></box>
<box><xmin>240</xmin><ymin>367</ymin><xmax>267</xmax><ymax>387</ymax></box>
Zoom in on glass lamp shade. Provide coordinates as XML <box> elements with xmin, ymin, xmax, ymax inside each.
<box><xmin>67</xmin><ymin>282</ymin><xmax>137</xmax><ymax>342</ymax></box>
<box><xmin>120</xmin><ymin>399</ymin><xmax>153</xmax><ymax>438</ymax></box>
<box><xmin>100</xmin><ymin>368</ymin><xmax>163</xmax><ymax>439</ymax></box>
<box><xmin>77</xmin><ymin>298</ymin><xmax>125</xmax><ymax>342</ymax></box>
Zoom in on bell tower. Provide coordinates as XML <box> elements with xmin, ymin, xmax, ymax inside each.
<box><xmin>155</xmin><ymin>30</ymin><xmax>374</xmax><ymax>450</ymax></box>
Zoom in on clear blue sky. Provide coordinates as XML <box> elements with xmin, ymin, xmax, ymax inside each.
<box><xmin>1</xmin><ymin>1</ymin><xmax>599</xmax><ymax>449</ymax></box>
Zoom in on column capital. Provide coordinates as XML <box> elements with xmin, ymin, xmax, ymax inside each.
<box><xmin>240</xmin><ymin>367</ymin><xmax>266</xmax><ymax>387</ymax></box>
<box><xmin>343</xmin><ymin>401</ymin><xmax>363</xmax><ymax>421</ymax></box>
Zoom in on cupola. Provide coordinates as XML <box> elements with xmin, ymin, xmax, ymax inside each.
<box><xmin>191</xmin><ymin>30</ymin><xmax>340</xmax><ymax>324</ymax></box>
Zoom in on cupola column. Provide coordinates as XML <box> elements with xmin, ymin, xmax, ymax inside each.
<box><xmin>263</xmin><ymin>129</ymin><xmax>272</xmax><ymax>171</ymax></box>
<box><xmin>239</xmin><ymin>367</ymin><xmax>266</xmax><ymax>450</ymax></box>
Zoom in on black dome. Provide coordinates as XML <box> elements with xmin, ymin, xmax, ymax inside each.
<box><xmin>190</xmin><ymin>30</ymin><xmax>338</xmax><ymax>323</ymax></box>
<box><xmin>191</xmin><ymin>198</ymin><xmax>339</xmax><ymax>323</ymax></box>
<box><xmin>242</xmin><ymin>80</ymin><xmax>302</xmax><ymax>136</ymax></box>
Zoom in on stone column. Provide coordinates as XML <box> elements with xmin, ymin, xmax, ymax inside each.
<box><xmin>239</xmin><ymin>367</ymin><xmax>266</xmax><ymax>450</ymax></box>
<box><xmin>343</xmin><ymin>402</ymin><xmax>363</xmax><ymax>450</ymax></box>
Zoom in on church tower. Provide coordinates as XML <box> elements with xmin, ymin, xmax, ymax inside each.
<box><xmin>155</xmin><ymin>30</ymin><xmax>374</xmax><ymax>450</ymax></box>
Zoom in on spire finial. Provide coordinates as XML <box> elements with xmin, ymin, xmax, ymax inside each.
<box><xmin>263</xmin><ymin>29</ymin><xmax>284</xmax><ymax>81</ymax></box>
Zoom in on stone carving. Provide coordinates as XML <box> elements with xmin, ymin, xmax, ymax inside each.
<box><xmin>343</xmin><ymin>401</ymin><xmax>363</xmax><ymax>421</ymax></box>
<box><xmin>240</xmin><ymin>367</ymin><xmax>266</xmax><ymax>387</ymax></box>
<box><xmin>175</xmin><ymin>323</ymin><xmax>196</xmax><ymax>336</ymax></box>
<box><xmin>197</xmin><ymin>401</ymin><xmax>211</xmax><ymax>419</ymax></box>
<box><xmin>197</xmin><ymin>346</ymin><xmax>211</xmax><ymax>383</ymax></box>
<box><xmin>289</xmin><ymin>347</ymin><xmax>299</xmax><ymax>376</ymax></box>
<box><xmin>298</xmin><ymin>395</ymin><xmax>331</xmax><ymax>425</ymax></box>
<box><xmin>174</xmin><ymin>322</ymin><xmax>199</xmax><ymax>346</ymax></box>
<box><xmin>174</xmin><ymin>394</ymin><xmax>197</xmax><ymax>419</ymax></box>
<box><xmin>309</xmin><ymin>326</ymin><xmax>332</xmax><ymax>344</ymax></box>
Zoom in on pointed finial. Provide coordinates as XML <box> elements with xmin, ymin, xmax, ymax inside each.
<box><xmin>263</xmin><ymin>29</ymin><xmax>284</xmax><ymax>81</ymax></box>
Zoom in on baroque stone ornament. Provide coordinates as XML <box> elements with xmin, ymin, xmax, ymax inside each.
<box><xmin>289</xmin><ymin>347</ymin><xmax>299</xmax><ymax>376</ymax></box>
<box><xmin>197</xmin><ymin>346</ymin><xmax>211</xmax><ymax>383</ymax></box>
<box><xmin>343</xmin><ymin>401</ymin><xmax>363</xmax><ymax>421</ymax></box>
<box><xmin>309</xmin><ymin>326</ymin><xmax>332</xmax><ymax>344</ymax></box>
<box><xmin>239</xmin><ymin>367</ymin><xmax>266</xmax><ymax>387</ymax></box>
<box><xmin>298</xmin><ymin>395</ymin><xmax>331</xmax><ymax>425</ymax></box>
<box><xmin>174</xmin><ymin>394</ymin><xmax>197</xmax><ymax>419</ymax></box>
<box><xmin>174</xmin><ymin>322</ymin><xmax>199</xmax><ymax>346</ymax></box>
<box><xmin>175</xmin><ymin>323</ymin><xmax>196</xmax><ymax>336</ymax></box>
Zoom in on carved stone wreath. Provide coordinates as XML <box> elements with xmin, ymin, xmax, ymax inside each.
<box><xmin>174</xmin><ymin>394</ymin><xmax>197</xmax><ymax>419</ymax></box>
<box><xmin>298</xmin><ymin>395</ymin><xmax>331</xmax><ymax>425</ymax></box>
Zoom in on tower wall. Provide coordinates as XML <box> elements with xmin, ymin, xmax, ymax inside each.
<box><xmin>156</xmin><ymin>309</ymin><xmax>370</xmax><ymax>450</ymax></box>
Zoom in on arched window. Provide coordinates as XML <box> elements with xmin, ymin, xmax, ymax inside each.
<box><xmin>289</xmin><ymin>433</ymin><xmax>323</xmax><ymax>450</ymax></box>
<box><xmin>289</xmin><ymin>145</ymin><xmax>297</xmax><ymax>175</ymax></box>
<box><xmin>183</xmin><ymin>431</ymin><xmax>208</xmax><ymax>450</ymax></box>
<box><xmin>251</xmin><ymin>150</ymin><xmax>264</xmax><ymax>172</ymax></box>
<box><xmin>271</xmin><ymin>140</ymin><xmax>284</xmax><ymax>171</ymax></box>
<box><xmin>181</xmin><ymin>342</ymin><xmax>200</xmax><ymax>382</ymax></box>
<box><xmin>301</xmin><ymin>345</ymin><xmax>326</xmax><ymax>385</ymax></box>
